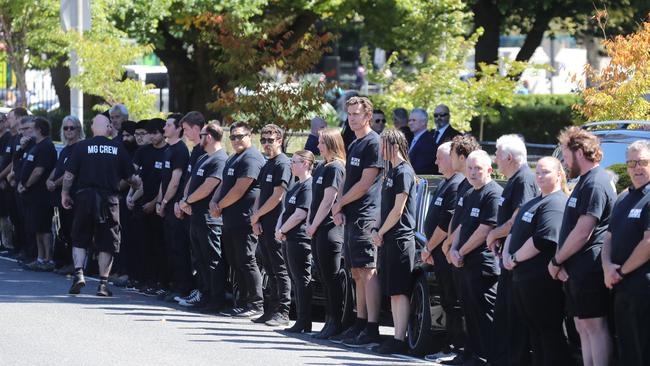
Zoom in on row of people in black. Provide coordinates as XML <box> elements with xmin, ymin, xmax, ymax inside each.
<box><xmin>0</xmin><ymin>98</ymin><xmax>648</xmax><ymax>364</ymax></box>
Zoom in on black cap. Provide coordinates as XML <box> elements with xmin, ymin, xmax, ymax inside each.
<box><xmin>135</xmin><ymin>119</ymin><xmax>149</xmax><ymax>131</ymax></box>
<box><xmin>146</xmin><ymin>118</ymin><xmax>165</xmax><ymax>134</ymax></box>
<box><xmin>121</xmin><ymin>120</ymin><xmax>137</xmax><ymax>135</ymax></box>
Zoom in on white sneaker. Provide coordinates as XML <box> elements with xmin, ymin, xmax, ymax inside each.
<box><xmin>424</xmin><ymin>351</ymin><xmax>457</xmax><ymax>362</ymax></box>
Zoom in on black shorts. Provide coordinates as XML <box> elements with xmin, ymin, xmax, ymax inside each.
<box><xmin>24</xmin><ymin>198</ymin><xmax>53</xmax><ymax>234</ymax></box>
<box><xmin>71</xmin><ymin>189</ymin><xmax>121</xmax><ymax>254</ymax></box>
<box><xmin>564</xmin><ymin>271</ymin><xmax>610</xmax><ymax>319</ymax></box>
<box><xmin>378</xmin><ymin>235</ymin><xmax>415</xmax><ymax>296</ymax></box>
<box><xmin>0</xmin><ymin>188</ymin><xmax>10</xmax><ymax>218</ymax></box>
<box><xmin>343</xmin><ymin>218</ymin><xmax>377</xmax><ymax>268</ymax></box>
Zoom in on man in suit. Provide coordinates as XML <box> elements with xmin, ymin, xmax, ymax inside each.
<box><xmin>432</xmin><ymin>104</ymin><xmax>461</xmax><ymax>175</ymax></box>
<box><xmin>408</xmin><ymin>108</ymin><xmax>436</xmax><ymax>175</ymax></box>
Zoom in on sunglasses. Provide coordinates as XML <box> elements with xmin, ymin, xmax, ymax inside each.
<box><xmin>199</xmin><ymin>132</ymin><xmax>209</xmax><ymax>137</ymax></box>
<box><xmin>229</xmin><ymin>133</ymin><xmax>249</xmax><ymax>141</ymax></box>
<box><xmin>260</xmin><ymin>137</ymin><xmax>276</xmax><ymax>144</ymax></box>
<box><xmin>626</xmin><ymin>159</ymin><xmax>650</xmax><ymax>168</ymax></box>
<box><xmin>434</xmin><ymin>113</ymin><xmax>449</xmax><ymax>118</ymax></box>
<box><xmin>63</xmin><ymin>126</ymin><xmax>77</xmax><ymax>131</ymax></box>
<box><xmin>374</xmin><ymin>119</ymin><xmax>386</xmax><ymax>124</ymax></box>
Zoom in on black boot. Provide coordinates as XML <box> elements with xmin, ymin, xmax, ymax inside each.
<box><xmin>68</xmin><ymin>269</ymin><xmax>86</xmax><ymax>294</ymax></box>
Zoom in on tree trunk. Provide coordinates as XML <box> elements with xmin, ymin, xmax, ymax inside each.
<box><xmin>515</xmin><ymin>11</ymin><xmax>555</xmax><ymax>62</ymax></box>
<box><xmin>10</xmin><ymin>57</ymin><xmax>28</xmax><ymax>108</ymax></box>
<box><xmin>50</xmin><ymin>58</ymin><xmax>71</xmax><ymax>114</ymax></box>
<box><xmin>472</xmin><ymin>0</ymin><xmax>502</xmax><ymax>68</ymax></box>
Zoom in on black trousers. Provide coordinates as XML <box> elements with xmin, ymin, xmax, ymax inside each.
<box><xmin>258</xmin><ymin>221</ymin><xmax>291</xmax><ymax>314</ymax></box>
<box><xmin>9</xmin><ymin>190</ymin><xmax>30</xmax><ymax>256</ymax></box>
<box><xmin>312</xmin><ymin>222</ymin><xmax>343</xmax><ymax>323</ymax></box>
<box><xmin>455</xmin><ymin>264</ymin><xmax>498</xmax><ymax>363</ymax></box>
<box><xmin>189</xmin><ymin>212</ymin><xmax>225</xmax><ymax>305</ymax></box>
<box><xmin>433</xmin><ymin>253</ymin><xmax>465</xmax><ymax>351</ymax></box>
<box><xmin>142</xmin><ymin>212</ymin><xmax>166</xmax><ymax>285</ymax></box>
<box><xmin>492</xmin><ymin>271</ymin><xmax>531</xmax><ymax>366</ymax></box>
<box><xmin>163</xmin><ymin>208</ymin><xmax>194</xmax><ymax>293</ymax></box>
<box><xmin>284</xmin><ymin>238</ymin><xmax>312</xmax><ymax>322</ymax></box>
<box><xmin>53</xmin><ymin>206</ymin><xmax>74</xmax><ymax>267</ymax></box>
<box><xmin>222</xmin><ymin>225</ymin><xmax>263</xmax><ymax>310</ymax></box>
<box><xmin>112</xmin><ymin>193</ymin><xmax>130</xmax><ymax>274</ymax></box>
<box><xmin>614</xmin><ymin>289</ymin><xmax>650</xmax><ymax>366</ymax></box>
<box><xmin>512</xmin><ymin>274</ymin><xmax>571</xmax><ymax>366</ymax></box>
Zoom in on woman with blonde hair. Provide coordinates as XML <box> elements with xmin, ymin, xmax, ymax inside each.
<box><xmin>503</xmin><ymin>156</ymin><xmax>572</xmax><ymax>366</ymax></box>
<box><xmin>306</xmin><ymin>128</ymin><xmax>346</xmax><ymax>339</ymax></box>
<box><xmin>276</xmin><ymin>150</ymin><xmax>315</xmax><ymax>333</ymax></box>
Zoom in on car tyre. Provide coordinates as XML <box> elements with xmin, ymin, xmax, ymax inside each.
<box><xmin>408</xmin><ymin>273</ymin><xmax>433</xmax><ymax>355</ymax></box>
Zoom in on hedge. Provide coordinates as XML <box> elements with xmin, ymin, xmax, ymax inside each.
<box><xmin>470</xmin><ymin>94</ymin><xmax>585</xmax><ymax>144</ymax></box>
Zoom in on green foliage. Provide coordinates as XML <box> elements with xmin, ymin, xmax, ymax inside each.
<box><xmin>608</xmin><ymin>163</ymin><xmax>632</xmax><ymax>193</ymax></box>
<box><xmin>470</xmin><ymin>94</ymin><xmax>584</xmax><ymax>144</ymax></box>
<box><xmin>65</xmin><ymin>0</ymin><xmax>161</xmax><ymax>120</ymax></box>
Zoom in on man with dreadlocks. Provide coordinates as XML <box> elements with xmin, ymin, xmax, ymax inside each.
<box><xmin>370</xmin><ymin>128</ymin><xmax>417</xmax><ymax>355</ymax></box>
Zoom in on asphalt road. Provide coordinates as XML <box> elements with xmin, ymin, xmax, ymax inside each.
<box><xmin>0</xmin><ymin>257</ymin><xmax>431</xmax><ymax>366</ymax></box>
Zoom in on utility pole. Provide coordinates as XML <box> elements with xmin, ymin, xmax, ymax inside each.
<box><xmin>60</xmin><ymin>0</ymin><xmax>89</xmax><ymax>120</ymax></box>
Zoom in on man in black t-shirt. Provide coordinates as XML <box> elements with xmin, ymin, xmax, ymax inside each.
<box><xmin>486</xmin><ymin>134</ymin><xmax>537</xmax><ymax>366</ymax></box>
<box><xmin>250</xmin><ymin>124</ymin><xmax>292</xmax><ymax>326</ymax></box>
<box><xmin>450</xmin><ymin>150</ymin><xmax>503</xmax><ymax>365</ymax></box>
<box><xmin>0</xmin><ymin>113</ymin><xmax>13</xmax><ymax>251</ymax></box>
<box><xmin>62</xmin><ymin>114</ymin><xmax>141</xmax><ymax>297</ymax></box>
<box><xmin>11</xmin><ymin>116</ymin><xmax>36</xmax><ymax>261</ymax></box>
<box><xmin>550</xmin><ymin>126</ymin><xmax>615</xmax><ymax>366</ymax></box>
<box><xmin>602</xmin><ymin>140</ymin><xmax>650</xmax><ymax>366</ymax></box>
<box><xmin>18</xmin><ymin>117</ymin><xmax>57</xmax><ymax>271</ymax></box>
<box><xmin>330</xmin><ymin>96</ymin><xmax>383</xmax><ymax>346</ymax></box>
<box><xmin>421</xmin><ymin>142</ymin><xmax>465</xmax><ymax>360</ymax></box>
<box><xmin>153</xmin><ymin>113</ymin><xmax>193</xmax><ymax>298</ymax></box>
<box><xmin>210</xmin><ymin>122</ymin><xmax>265</xmax><ymax>318</ymax></box>
<box><xmin>178</xmin><ymin>122</ymin><xmax>228</xmax><ymax>311</ymax></box>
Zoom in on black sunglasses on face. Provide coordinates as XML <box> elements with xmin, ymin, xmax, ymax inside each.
<box><xmin>260</xmin><ymin>137</ymin><xmax>276</xmax><ymax>144</ymax></box>
<box><xmin>374</xmin><ymin>119</ymin><xmax>386</xmax><ymax>124</ymax></box>
<box><xmin>229</xmin><ymin>133</ymin><xmax>248</xmax><ymax>141</ymax></box>
<box><xmin>434</xmin><ymin>113</ymin><xmax>449</xmax><ymax>118</ymax></box>
<box><xmin>63</xmin><ymin>126</ymin><xmax>76</xmax><ymax>131</ymax></box>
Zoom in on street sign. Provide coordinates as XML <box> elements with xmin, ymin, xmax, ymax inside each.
<box><xmin>60</xmin><ymin>0</ymin><xmax>91</xmax><ymax>32</ymax></box>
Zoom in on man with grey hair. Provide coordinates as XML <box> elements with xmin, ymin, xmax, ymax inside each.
<box><xmin>304</xmin><ymin>116</ymin><xmax>326</xmax><ymax>155</ymax></box>
<box><xmin>602</xmin><ymin>139</ymin><xmax>650</xmax><ymax>366</ymax></box>
<box><xmin>408</xmin><ymin>108</ymin><xmax>436</xmax><ymax>174</ymax></box>
<box><xmin>486</xmin><ymin>134</ymin><xmax>538</xmax><ymax>366</ymax></box>
<box><xmin>109</xmin><ymin>104</ymin><xmax>129</xmax><ymax>140</ymax></box>
<box><xmin>449</xmin><ymin>150</ymin><xmax>503</xmax><ymax>366</ymax></box>
<box><xmin>391</xmin><ymin>108</ymin><xmax>413</xmax><ymax>145</ymax></box>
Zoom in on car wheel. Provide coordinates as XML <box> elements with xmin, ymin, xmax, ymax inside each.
<box><xmin>339</xmin><ymin>267</ymin><xmax>355</xmax><ymax>328</ymax></box>
<box><xmin>408</xmin><ymin>273</ymin><xmax>433</xmax><ymax>355</ymax></box>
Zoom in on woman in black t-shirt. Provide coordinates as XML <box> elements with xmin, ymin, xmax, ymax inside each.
<box><xmin>371</xmin><ymin>129</ymin><xmax>417</xmax><ymax>355</ymax></box>
<box><xmin>503</xmin><ymin>157</ymin><xmax>572</xmax><ymax>366</ymax></box>
<box><xmin>276</xmin><ymin>150</ymin><xmax>314</xmax><ymax>333</ymax></box>
<box><xmin>306</xmin><ymin>128</ymin><xmax>346</xmax><ymax>339</ymax></box>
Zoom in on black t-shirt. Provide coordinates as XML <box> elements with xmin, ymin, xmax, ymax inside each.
<box><xmin>65</xmin><ymin>136</ymin><xmax>135</xmax><ymax>193</ymax></box>
<box><xmin>134</xmin><ymin>144</ymin><xmax>167</xmax><ymax>204</ymax></box>
<box><xmin>281</xmin><ymin>177</ymin><xmax>312</xmax><ymax>242</ymax></box>
<box><xmin>257</xmin><ymin>153</ymin><xmax>292</xmax><ymax>227</ymax></box>
<box><xmin>187</xmin><ymin>148</ymin><xmax>228</xmax><ymax>215</ymax></box>
<box><xmin>509</xmin><ymin>191</ymin><xmax>567</xmax><ymax>281</ymax></box>
<box><xmin>51</xmin><ymin>142</ymin><xmax>79</xmax><ymax>205</ymax></box>
<box><xmin>450</xmin><ymin>178</ymin><xmax>473</xmax><ymax>232</ymax></box>
<box><xmin>304</xmin><ymin>134</ymin><xmax>320</xmax><ymax>155</ymax></box>
<box><xmin>342</xmin><ymin>131</ymin><xmax>382</xmax><ymax>220</ymax></box>
<box><xmin>0</xmin><ymin>131</ymin><xmax>12</xmax><ymax>173</ymax></box>
<box><xmin>160</xmin><ymin>141</ymin><xmax>189</xmax><ymax>204</ymax></box>
<box><xmin>457</xmin><ymin>180</ymin><xmax>503</xmax><ymax>272</ymax></box>
<box><xmin>380</xmin><ymin>162</ymin><xmax>417</xmax><ymax>241</ymax></box>
<box><xmin>13</xmin><ymin>137</ymin><xmax>34</xmax><ymax>182</ymax></box>
<box><xmin>309</xmin><ymin>160</ymin><xmax>345</xmax><ymax>226</ymax></box>
<box><xmin>424</xmin><ymin>173</ymin><xmax>464</xmax><ymax>238</ymax></box>
<box><xmin>498</xmin><ymin>166</ymin><xmax>538</xmax><ymax>226</ymax></box>
<box><xmin>215</xmin><ymin>146</ymin><xmax>265</xmax><ymax>227</ymax></box>
<box><xmin>19</xmin><ymin>137</ymin><xmax>57</xmax><ymax>201</ymax></box>
<box><xmin>558</xmin><ymin>166</ymin><xmax>616</xmax><ymax>277</ymax></box>
<box><xmin>608</xmin><ymin>183</ymin><xmax>650</xmax><ymax>293</ymax></box>
<box><xmin>185</xmin><ymin>145</ymin><xmax>205</xmax><ymax>186</ymax></box>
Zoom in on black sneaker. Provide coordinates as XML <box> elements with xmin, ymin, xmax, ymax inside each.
<box><xmin>343</xmin><ymin>330</ymin><xmax>381</xmax><ymax>348</ymax></box>
<box><xmin>219</xmin><ymin>307</ymin><xmax>247</xmax><ymax>317</ymax></box>
<box><xmin>68</xmin><ymin>273</ymin><xmax>86</xmax><ymax>294</ymax></box>
<box><xmin>329</xmin><ymin>325</ymin><xmax>363</xmax><ymax>344</ymax></box>
<box><xmin>264</xmin><ymin>313</ymin><xmax>290</xmax><ymax>327</ymax></box>
<box><xmin>234</xmin><ymin>307</ymin><xmax>264</xmax><ymax>318</ymax></box>
<box><xmin>371</xmin><ymin>338</ymin><xmax>408</xmax><ymax>355</ymax></box>
<box><xmin>96</xmin><ymin>283</ymin><xmax>113</xmax><ymax>297</ymax></box>
<box><xmin>251</xmin><ymin>312</ymin><xmax>274</xmax><ymax>324</ymax></box>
